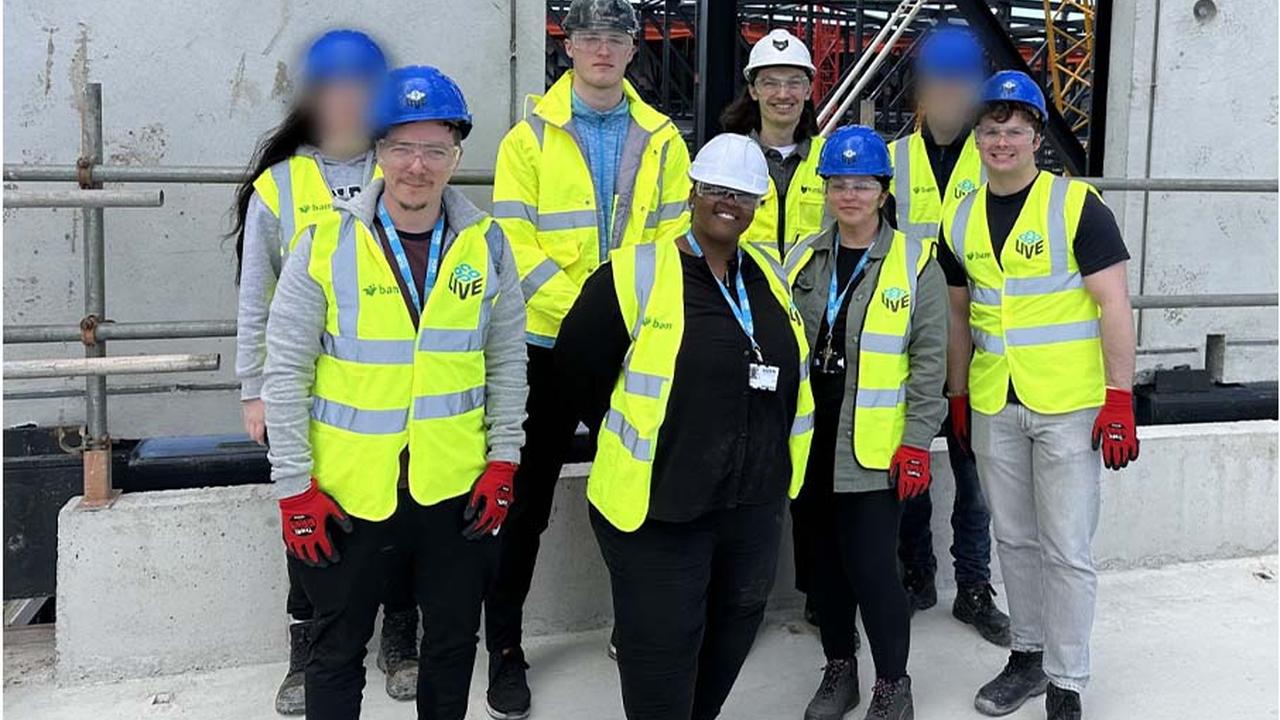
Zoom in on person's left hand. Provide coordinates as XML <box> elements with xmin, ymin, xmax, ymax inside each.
<box><xmin>463</xmin><ymin>461</ymin><xmax>517</xmax><ymax>539</ymax></box>
<box><xmin>889</xmin><ymin>445</ymin><xmax>931</xmax><ymax>501</ymax></box>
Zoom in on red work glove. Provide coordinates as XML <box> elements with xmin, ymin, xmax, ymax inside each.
<box><xmin>279</xmin><ymin>479</ymin><xmax>352</xmax><ymax>568</ymax></box>
<box><xmin>949</xmin><ymin>394</ymin><xmax>972</xmax><ymax>454</ymax></box>
<box><xmin>889</xmin><ymin>445</ymin><xmax>932</xmax><ymax>501</ymax></box>
<box><xmin>1092</xmin><ymin>387</ymin><xmax>1140</xmax><ymax>470</ymax></box>
<box><xmin>463</xmin><ymin>461</ymin><xmax>517</xmax><ymax>540</ymax></box>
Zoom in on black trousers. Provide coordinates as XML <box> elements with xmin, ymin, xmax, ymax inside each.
<box><xmin>286</xmin><ymin>544</ymin><xmax>416</xmax><ymax>622</ymax></box>
<box><xmin>295</xmin><ymin>491</ymin><xmax>498</xmax><ymax>720</ymax></box>
<box><xmin>592</xmin><ymin>501</ymin><xmax>784</xmax><ymax>720</ymax></box>
<box><xmin>485</xmin><ymin>345</ymin><xmax>580</xmax><ymax>652</ymax></box>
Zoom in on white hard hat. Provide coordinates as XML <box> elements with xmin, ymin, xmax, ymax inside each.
<box><xmin>743</xmin><ymin>29</ymin><xmax>816</xmax><ymax>81</ymax></box>
<box><xmin>689</xmin><ymin>133</ymin><xmax>770</xmax><ymax>196</ymax></box>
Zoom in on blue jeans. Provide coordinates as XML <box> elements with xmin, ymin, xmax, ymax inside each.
<box><xmin>897</xmin><ymin>417</ymin><xmax>993</xmax><ymax>587</ymax></box>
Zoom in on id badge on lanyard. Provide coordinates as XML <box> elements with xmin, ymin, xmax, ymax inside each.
<box><xmin>816</xmin><ymin>234</ymin><xmax>871</xmax><ymax>375</ymax></box>
<box><xmin>377</xmin><ymin>200</ymin><xmax>445</xmax><ymax>316</ymax></box>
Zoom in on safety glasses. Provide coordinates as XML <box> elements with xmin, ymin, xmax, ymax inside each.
<box><xmin>695</xmin><ymin>181</ymin><xmax>762</xmax><ymax>207</ymax></box>
<box><xmin>377</xmin><ymin>140</ymin><xmax>460</xmax><ymax>169</ymax></box>
<box><xmin>825</xmin><ymin>178</ymin><xmax>883</xmax><ymax>196</ymax></box>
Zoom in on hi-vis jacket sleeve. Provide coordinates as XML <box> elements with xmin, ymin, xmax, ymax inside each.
<box><xmin>653</xmin><ymin>133</ymin><xmax>692</xmax><ymax>238</ymax></box>
<box><xmin>492</xmin><ymin>123</ymin><xmax>583</xmax><ymax>344</ymax></box>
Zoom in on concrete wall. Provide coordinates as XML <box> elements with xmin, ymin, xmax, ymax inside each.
<box><xmin>1103</xmin><ymin>0</ymin><xmax>1279</xmax><ymax>382</ymax></box>
<box><xmin>2</xmin><ymin>0</ymin><xmax>545</xmax><ymax>437</ymax></box>
<box><xmin>55</xmin><ymin>421</ymin><xmax>1278</xmax><ymax>684</ymax></box>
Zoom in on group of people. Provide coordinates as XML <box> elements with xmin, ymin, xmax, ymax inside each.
<box><xmin>232</xmin><ymin>2</ymin><xmax>1141</xmax><ymax>719</ymax></box>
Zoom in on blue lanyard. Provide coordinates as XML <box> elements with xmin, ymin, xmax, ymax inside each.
<box><xmin>376</xmin><ymin>200</ymin><xmax>445</xmax><ymax>315</ymax></box>
<box><xmin>685</xmin><ymin>231</ymin><xmax>762</xmax><ymax>360</ymax></box>
<box><xmin>825</xmin><ymin>232</ymin><xmax>872</xmax><ymax>341</ymax></box>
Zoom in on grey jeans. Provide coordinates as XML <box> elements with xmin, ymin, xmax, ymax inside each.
<box><xmin>972</xmin><ymin>403</ymin><xmax>1102</xmax><ymax>693</ymax></box>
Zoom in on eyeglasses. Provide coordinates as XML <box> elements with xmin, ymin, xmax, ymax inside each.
<box><xmin>975</xmin><ymin>125</ymin><xmax>1037</xmax><ymax>143</ymax></box>
<box><xmin>755</xmin><ymin>76</ymin><xmax>810</xmax><ymax>94</ymax></box>
<box><xmin>695</xmin><ymin>182</ymin><xmax>761</xmax><ymax>207</ymax></box>
<box><xmin>826</xmin><ymin>178</ymin><xmax>883</xmax><ymax>196</ymax></box>
<box><xmin>570</xmin><ymin>32</ymin><xmax>633</xmax><ymax>51</ymax></box>
<box><xmin>377</xmin><ymin>140</ymin><xmax>459</xmax><ymax>169</ymax></box>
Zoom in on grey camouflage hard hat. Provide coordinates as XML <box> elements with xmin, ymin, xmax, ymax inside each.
<box><xmin>563</xmin><ymin>0</ymin><xmax>640</xmax><ymax>36</ymax></box>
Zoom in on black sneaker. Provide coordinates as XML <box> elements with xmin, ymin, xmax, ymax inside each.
<box><xmin>953</xmin><ymin>584</ymin><xmax>1012</xmax><ymax>647</ymax></box>
<box><xmin>804</xmin><ymin>658</ymin><xmax>860</xmax><ymax>720</ymax></box>
<box><xmin>1046</xmin><ymin>685</ymin><xmax>1082</xmax><ymax>720</ymax></box>
<box><xmin>376</xmin><ymin>609</ymin><xmax>419</xmax><ymax>701</ymax></box>
<box><xmin>901</xmin><ymin>566</ymin><xmax>937</xmax><ymax>614</ymax></box>
<box><xmin>974</xmin><ymin>651</ymin><xmax>1049</xmax><ymax>716</ymax></box>
<box><xmin>486</xmin><ymin>648</ymin><xmax>531</xmax><ymax>720</ymax></box>
<box><xmin>864</xmin><ymin>676</ymin><xmax>913</xmax><ymax>720</ymax></box>
<box><xmin>274</xmin><ymin>621</ymin><xmax>311</xmax><ymax>715</ymax></box>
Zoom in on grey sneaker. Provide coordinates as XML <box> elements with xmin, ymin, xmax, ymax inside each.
<box><xmin>274</xmin><ymin>621</ymin><xmax>311</xmax><ymax>715</ymax></box>
<box><xmin>864</xmin><ymin>676</ymin><xmax>913</xmax><ymax>720</ymax></box>
<box><xmin>974</xmin><ymin>651</ymin><xmax>1049</xmax><ymax>716</ymax></box>
<box><xmin>376</xmin><ymin>609</ymin><xmax>419</xmax><ymax>701</ymax></box>
<box><xmin>804</xmin><ymin>658</ymin><xmax>860</xmax><ymax>720</ymax></box>
<box><xmin>1046</xmin><ymin>685</ymin><xmax>1082</xmax><ymax>720</ymax></box>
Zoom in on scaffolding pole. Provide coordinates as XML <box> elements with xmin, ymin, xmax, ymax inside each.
<box><xmin>3</xmin><ymin>353</ymin><xmax>220</xmax><ymax>380</ymax></box>
<box><xmin>4</xmin><ymin>189</ymin><xmax>165</xmax><ymax>208</ymax></box>
<box><xmin>4</xmin><ymin>320</ymin><xmax>237</xmax><ymax>344</ymax></box>
<box><xmin>3</xmin><ymin>164</ymin><xmax>496</xmax><ymax>186</ymax></box>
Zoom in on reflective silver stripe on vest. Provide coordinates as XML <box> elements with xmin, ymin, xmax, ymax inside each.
<box><xmin>321</xmin><ymin>334</ymin><xmax>415</xmax><ymax>364</ymax></box>
<box><xmin>525</xmin><ymin>96</ymin><xmax>547</xmax><ymax>147</ymax></box>
<box><xmin>855</xmin><ymin>387</ymin><xmax>907</xmax><ymax>408</ymax></box>
<box><xmin>492</xmin><ymin>200</ymin><xmax>538</xmax><ymax>224</ymax></box>
<box><xmin>332</xmin><ymin>215</ymin><xmax>360</xmax><ymax>337</ymax></box>
<box><xmin>645</xmin><ymin>200</ymin><xmax>687</xmax><ymax>228</ymax></box>
<box><xmin>520</xmin><ymin>258</ymin><xmax>561</xmax><ymax>301</ymax></box>
<box><xmin>861</xmin><ymin>332</ymin><xmax>908</xmax><ymax>354</ymax></box>
<box><xmin>272</xmin><ymin>161</ymin><xmax>295</xmax><ymax>254</ymax></box>
<box><xmin>949</xmin><ymin>191</ymin><xmax>978</xmax><ymax>275</ymax></box>
<box><xmin>1005</xmin><ymin>319</ymin><xmax>1100</xmax><ymax>347</ymax></box>
<box><xmin>791</xmin><ymin>412</ymin><xmax>814</xmax><ymax>435</ymax></box>
<box><xmin>609</xmin><ymin>120</ymin><xmax>656</xmax><ymax>246</ymax></box>
<box><xmin>413</xmin><ymin>385</ymin><xmax>486</xmax><ymax>420</ymax></box>
<box><xmin>604</xmin><ymin>407</ymin><xmax>653</xmax><ymax>461</ymax></box>
<box><xmin>312</xmin><ymin>396</ymin><xmax>407</xmax><ymax>435</ymax></box>
<box><xmin>1005</xmin><ymin>273</ymin><xmax>1084</xmax><ymax>296</ymax></box>
<box><xmin>629</xmin><ymin>243</ymin><xmax>657</xmax><ymax>339</ymax></box>
<box><xmin>892</xmin><ymin>137</ymin><xmax>938</xmax><ymax>243</ymax></box>
<box><xmin>1004</xmin><ymin>176</ymin><xmax>1082</xmax><ymax>297</ymax></box>
<box><xmin>537</xmin><ymin>208</ymin><xmax>598</xmax><ymax>232</ymax></box>
<box><xmin>746</xmin><ymin>242</ymin><xmax>789</xmax><ymax>288</ymax></box>
<box><xmin>969</xmin><ymin>285</ymin><xmax>1002</xmax><ymax>306</ymax></box>
<box><xmin>624</xmin><ymin>370</ymin><xmax>665</xmax><ymax>398</ymax></box>
<box><xmin>972</xmin><ymin>329</ymin><xmax>1005</xmax><ymax>355</ymax></box>
<box><xmin>419</xmin><ymin>328</ymin><xmax>485</xmax><ymax>352</ymax></box>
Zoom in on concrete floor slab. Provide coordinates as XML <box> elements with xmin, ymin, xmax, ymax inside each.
<box><xmin>6</xmin><ymin>556</ymin><xmax>1277</xmax><ymax>719</ymax></box>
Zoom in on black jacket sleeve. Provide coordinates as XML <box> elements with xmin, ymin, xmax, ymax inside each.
<box><xmin>554</xmin><ymin>263</ymin><xmax>631</xmax><ymax>434</ymax></box>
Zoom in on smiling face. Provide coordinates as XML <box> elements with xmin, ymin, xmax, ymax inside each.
<box><xmin>689</xmin><ymin>184</ymin><xmax>758</xmax><ymax>244</ymax></box>
<box><xmin>975</xmin><ymin>104</ymin><xmax>1043</xmax><ymax>176</ymax></box>
<box><xmin>376</xmin><ymin>121</ymin><xmax>460</xmax><ymax>212</ymax></box>
<box><xmin>824</xmin><ymin>175</ymin><xmax>887</xmax><ymax>228</ymax></box>
<box><xmin>749</xmin><ymin>66</ymin><xmax>811</xmax><ymax>130</ymax></box>
<box><xmin>565</xmin><ymin>30</ymin><xmax>636</xmax><ymax>90</ymax></box>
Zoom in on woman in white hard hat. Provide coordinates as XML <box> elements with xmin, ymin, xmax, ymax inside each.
<box><xmin>556</xmin><ymin>133</ymin><xmax>815</xmax><ymax>719</ymax></box>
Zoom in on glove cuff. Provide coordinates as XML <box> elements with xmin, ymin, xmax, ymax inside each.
<box><xmin>278</xmin><ymin>478</ymin><xmax>320</xmax><ymax>509</ymax></box>
<box><xmin>1103</xmin><ymin>387</ymin><xmax>1133</xmax><ymax>409</ymax></box>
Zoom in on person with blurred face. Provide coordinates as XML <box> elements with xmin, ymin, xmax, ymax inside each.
<box><xmin>557</xmin><ymin>133</ymin><xmax>814</xmax><ymax>719</ymax></box>
<box><xmin>884</xmin><ymin>26</ymin><xmax>1013</xmax><ymax>651</ymax></box>
<box><xmin>937</xmin><ymin>71</ymin><xmax>1137</xmax><ymax>720</ymax></box>
<box><xmin>786</xmin><ymin>126</ymin><xmax>948</xmax><ymax>720</ymax></box>
<box><xmin>228</xmin><ymin>29</ymin><xmax>426</xmax><ymax>713</ymax></box>
<box><xmin>487</xmin><ymin>0</ymin><xmax>692</xmax><ymax>716</ymax></box>
<box><xmin>262</xmin><ymin>65</ymin><xmax>528</xmax><ymax>720</ymax></box>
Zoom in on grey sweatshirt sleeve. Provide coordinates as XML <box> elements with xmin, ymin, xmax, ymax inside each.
<box><xmin>235</xmin><ymin>193</ymin><xmax>284</xmax><ymax>400</ymax></box>
<box><xmin>263</xmin><ymin>227</ymin><xmax>324</xmax><ymax>499</ymax></box>
<box><xmin>901</xmin><ymin>259</ymin><xmax>950</xmax><ymax>450</ymax></box>
<box><xmin>483</xmin><ymin>228</ymin><xmax>529</xmax><ymax>463</ymax></box>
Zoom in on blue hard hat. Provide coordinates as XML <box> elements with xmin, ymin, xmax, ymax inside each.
<box><xmin>371</xmin><ymin>65</ymin><xmax>473</xmax><ymax>139</ymax></box>
<box><xmin>817</xmin><ymin>125</ymin><xmax>893</xmax><ymax>179</ymax></box>
<box><xmin>303</xmin><ymin>30</ymin><xmax>387</xmax><ymax>86</ymax></box>
<box><xmin>916</xmin><ymin>27</ymin><xmax>985</xmax><ymax>81</ymax></box>
<box><xmin>980</xmin><ymin>70</ymin><xmax>1048</xmax><ymax>124</ymax></box>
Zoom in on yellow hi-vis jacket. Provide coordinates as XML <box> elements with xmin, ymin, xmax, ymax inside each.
<box><xmin>304</xmin><ymin>212</ymin><xmax>502</xmax><ymax>521</ymax></box>
<box><xmin>492</xmin><ymin>72</ymin><xmax>692</xmax><ymax>347</ymax></box>
<box><xmin>888</xmin><ymin>130</ymin><xmax>983</xmax><ymax>247</ymax></box>
<box><xmin>786</xmin><ymin>229</ymin><xmax>934</xmax><ymax>469</ymax></box>
<box><xmin>942</xmin><ymin>171</ymin><xmax>1105</xmax><ymax>416</ymax></box>
<box><xmin>588</xmin><ymin>236</ymin><xmax>816</xmax><ymax>532</ymax></box>
<box><xmin>253</xmin><ymin>153</ymin><xmax>382</xmax><ymax>254</ymax></box>
<box><xmin>742</xmin><ymin>135</ymin><xmax>828</xmax><ymax>262</ymax></box>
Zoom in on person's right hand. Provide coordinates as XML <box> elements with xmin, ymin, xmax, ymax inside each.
<box><xmin>279</xmin><ymin>479</ymin><xmax>353</xmax><ymax>567</ymax></box>
<box><xmin>241</xmin><ymin>398</ymin><xmax>266</xmax><ymax>445</ymax></box>
<box><xmin>949</xmin><ymin>394</ymin><xmax>971</xmax><ymax>454</ymax></box>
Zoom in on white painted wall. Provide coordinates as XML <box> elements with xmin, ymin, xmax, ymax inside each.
<box><xmin>1103</xmin><ymin>0</ymin><xmax>1279</xmax><ymax>382</ymax></box>
<box><xmin>2</xmin><ymin>0</ymin><xmax>545</xmax><ymax>437</ymax></box>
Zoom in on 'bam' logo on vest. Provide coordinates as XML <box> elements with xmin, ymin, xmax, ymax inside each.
<box><xmin>642</xmin><ymin>315</ymin><xmax>673</xmax><ymax>331</ymax></box>
<box><xmin>953</xmin><ymin>179</ymin><xmax>977</xmax><ymax>198</ymax></box>
<box><xmin>881</xmin><ymin>287</ymin><xmax>911</xmax><ymax>312</ymax></box>
<box><xmin>1014</xmin><ymin>230</ymin><xmax>1045</xmax><ymax>259</ymax></box>
<box><xmin>449</xmin><ymin>263</ymin><xmax>485</xmax><ymax>300</ymax></box>
<box><xmin>363</xmin><ymin>283</ymin><xmax>400</xmax><ymax>297</ymax></box>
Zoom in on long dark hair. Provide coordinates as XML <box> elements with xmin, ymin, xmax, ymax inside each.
<box><xmin>229</xmin><ymin>106</ymin><xmax>317</xmax><ymax>283</ymax></box>
<box><xmin>718</xmin><ymin>86</ymin><xmax>820</xmax><ymax>143</ymax></box>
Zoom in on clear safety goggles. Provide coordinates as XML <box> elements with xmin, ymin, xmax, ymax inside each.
<box><xmin>695</xmin><ymin>181</ymin><xmax>762</xmax><ymax>207</ymax></box>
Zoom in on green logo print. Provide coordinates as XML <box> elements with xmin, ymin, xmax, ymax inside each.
<box><xmin>1014</xmin><ymin>230</ymin><xmax>1045</xmax><ymax>259</ymax></box>
<box><xmin>448</xmin><ymin>262</ymin><xmax>485</xmax><ymax>300</ymax></box>
<box><xmin>881</xmin><ymin>286</ymin><xmax>911</xmax><ymax>312</ymax></box>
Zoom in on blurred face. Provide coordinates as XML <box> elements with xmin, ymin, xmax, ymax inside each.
<box><xmin>825</xmin><ymin>175</ymin><xmax>887</xmax><ymax>227</ymax></box>
<box><xmin>376</xmin><ymin>121</ymin><xmax>461</xmax><ymax>211</ymax></box>
<box><xmin>974</xmin><ymin>110</ymin><xmax>1042</xmax><ymax>175</ymax></box>
<box><xmin>566</xmin><ymin>30</ymin><xmax>636</xmax><ymax>89</ymax></box>
<box><xmin>917</xmin><ymin>76</ymin><xmax>979</xmax><ymax>130</ymax></box>
<box><xmin>749</xmin><ymin>66</ymin><xmax>811</xmax><ymax>128</ymax></box>
<box><xmin>689</xmin><ymin>182</ymin><xmax>760</xmax><ymax>242</ymax></box>
<box><xmin>311</xmin><ymin>80</ymin><xmax>373</xmax><ymax>143</ymax></box>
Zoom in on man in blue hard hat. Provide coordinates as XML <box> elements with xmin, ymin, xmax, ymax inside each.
<box><xmin>885</xmin><ymin>26</ymin><xmax>1012</xmax><ymax>649</ymax></box>
<box><xmin>935</xmin><ymin>70</ymin><xmax>1138</xmax><ymax>720</ymax></box>
<box><xmin>263</xmin><ymin>65</ymin><xmax>528</xmax><ymax>720</ymax></box>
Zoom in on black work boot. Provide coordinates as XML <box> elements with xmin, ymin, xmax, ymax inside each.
<box><xmin>1046</xmin><ymin>685</ymin><xmax>1082</xmax><ymax>720</ymax></box>
<box><xmin>901</xmin><ymin>566</ymin><xmax>937</xmax><ymax>614</ymax></box>
<box><xmin>953</xmin><ymin>583</ymin><xmax>1012</xmax><ymax>647</ymax></box>
<box><xmin>864</xmin><ymin>676</ymin><xmax>913</xmax><ymax>720</ymax></box>
<box><xmin>804</xmin><ymin>657</ymin><xmax>860</xmax><ymax>720</ymax></box>
<box><xmin>376</xmin><ymin>609</ymin><xmax>419</xmax><ymax>701</ymax></box>
<box><xmin>486</xmin><ymin>647</ymin><xmax>531</xmax><ymax>720</ymax></box>
<box><xmin>274</xmin><ymin>621</ymin><xmax>311</xmax><ymax>715</ymax></box>
<box><xmin>974</xmin><ymin>650</ymin><xmax>1049</xmax><ymax>716</ymax></box>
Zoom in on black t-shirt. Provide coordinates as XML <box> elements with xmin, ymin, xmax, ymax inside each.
<box><xmin>557</xmin><ymin>250</ymin><xmax>801</xmax><ymax>523</ymax></box>
<box><xmin>882</xmin><ymin>125</ymin><xmax>972</xmax><ymax>225</ymax></box>
<box><xmin>811</xmin><ymin>245</ymin><xmax>870</xmax><ymax>406</ymax></box>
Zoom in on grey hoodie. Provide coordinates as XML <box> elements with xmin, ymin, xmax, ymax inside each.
<box><xmin>263</xmin><ymin>179</ymin><xmax>528</xmax><ymax>499</ymax></box>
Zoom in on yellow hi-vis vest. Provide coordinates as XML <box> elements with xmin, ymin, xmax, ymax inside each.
<box><xmin>942</xmin><ymin>171</ymin><xmax>1105</xmax><ymax>416</ymax></box>
<box><xmin>252</xmin><ymin>154</ymin><xmax>382</xmax><ymax>254</ymax></box>
<box><xmin>743</xmin><ymin>136</ymin><xmax>828</xmax><ymax>262</ymax></box>
<box><xmin>888</xmin><ymin>130</ymin><xmax>984</xmax><ymax>246</ymax></box>
<box><xmin>588</xmin><ymin>238</ymin><xmax>816</xmax><ymax>532</ymax></box>
<box><xmin>305</xmin><ymin>211</ymin><xmax>501</xmax><ymax>521</ymax></box>
<box><xmin>786</xmin><ymin>230</ymin><xmax>934</xmax><ymax>469</ymax></box>
<box><xmin>492</xmin><ymin>71</ymin><xmax>692</xmax><ymax>347</ymax></box>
